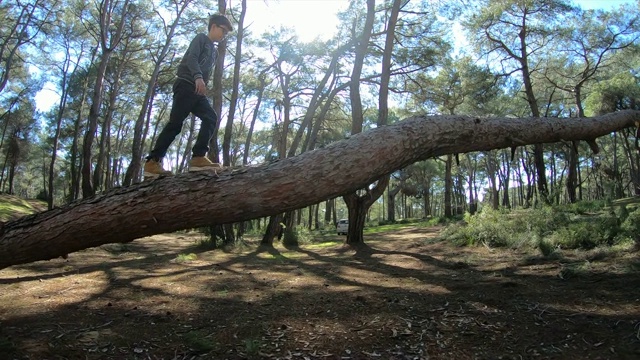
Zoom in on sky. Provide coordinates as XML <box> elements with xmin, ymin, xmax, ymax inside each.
<box><xmin>34</xmin><ymin>0</ymin><xmax>637</xmax><ymax>112</ymax></box>
<box><xmin>245</xmin><ymin>0</ymin><xmax>637</xmax><ymax>42</ymax></box>
<box><xmin>244</xmin><ymin>0</ymin><xmax>348</xmax><ymax>42</ymax></box>
<box><xmin>576</xmin><ymin>0</ymin><xmax>637</xmax><ymax>9</ymax></box>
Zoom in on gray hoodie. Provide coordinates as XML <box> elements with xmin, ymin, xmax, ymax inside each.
<box><xmin>176</xmin><ymin>33</ymin><xmax>218</xmax><ymax>86</ymax></box>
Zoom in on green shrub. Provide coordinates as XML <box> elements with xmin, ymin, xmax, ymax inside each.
<box><xmin>461</xmin><ymin>207</ymin><xmax>517</xmax><ymax>247</ymax></box>
<box><xmin>559</xmin><ymin>200</ymin><xmax>606</xmax><ymax>215</ymax></box>
<box><xmin>102</xmin><ymin>243</ymin><xmax>131</xmax><ymax>253</ymax></box>
<box><xmin>620</xmin><ymin>207</ymin><xmax>640</xmax><ymax>246</ymax></box>
<box><xmin>441</xmin><ymin>201</ymin><xmax>623</xmax><ymax>251</ymax></box>
<box><xmin>549</xmin><ymin>225</ymin><xmax>592</xmax><ymax>249</ymax></box>
<box><xmin>598</xmin><ymin>213</ymin><xmax>620</xmax><ymax>243</ymax></box>
<box><xmin>559</xmin><ymin>261</ymin><xmax>592</xmax><ymax>279</ymax></box>
<box><xmin>244</xmin><ymin>338</ymin><xmax>262</xmax><ymax>356</ymax></box>
<box><xmin>537</xmin><ymin>237</ymin><xmax>557</xmax><ymax>257</ymax></box>
<box><xmin>546</xmin><ymin>214</ymin><xmax>619</xmax><ymax>250</ymax></box>
<box><xmin>282</xmin><ymin>228</ymin><xmax>298</xmax><ymax>247</ymax></box>
<box><xmin>439</xmin><ymin>222</ymin><xmax>474</xmax><ymax>246</ymax></box>
<box><xmin>282</xmin><ymin>226</ymin><xmax>314</xmax><ymax>246</ymax></box>
<box><xmin>521</xmin><ymin>206</ymin><xmax>571</xmax><ymax>237</ymax></box>
<box><xmin>585</xmin><ymin>248</ymin><xmax>612</xmax><ymax>262</ymax></box>
<box><xmin>197</xmin><ymin>236</ymin><xmax>218</xmax><ymax>249</ymax></box>
<box><xmin>174</xmin><ymin>253</ymin><xmax>198</xmax><ymax>263</ymax></box>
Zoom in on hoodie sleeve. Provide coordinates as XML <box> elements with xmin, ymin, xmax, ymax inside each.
<box><xmin>183</xmin><ymin>34</ymin><xmax>207</xmax><ymax>81</ymax></box>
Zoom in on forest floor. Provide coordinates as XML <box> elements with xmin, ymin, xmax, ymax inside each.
<box><xmin>0</xmin><ymin>226</ymin><xmax>639</xmax><ymax>360</ymax></box>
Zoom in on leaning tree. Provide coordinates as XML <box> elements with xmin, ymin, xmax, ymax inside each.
<box><xmin>0</xmin><ymin>110</ymin><xmax>639</xmax><ymax>269</ymax></box>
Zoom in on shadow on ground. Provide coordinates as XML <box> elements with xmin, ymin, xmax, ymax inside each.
<box><xmin>0</xmin><ymin>227</ymin><xmax>639</xmax><ymax>359</ymax></box>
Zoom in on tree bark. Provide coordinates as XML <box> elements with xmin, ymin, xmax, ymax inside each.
<box><xmin>387</xmin><ymin>184</ymin><xmax>401</xmax><ymax>222</ymax></box>
<box><xmin>343</xmin><ymin>176</ymin><xmax>388</xmax><ymax>245</ymax></box>
<box><xmin>465</xmin><ymin>153</ymin><xmax>478</xmax><ymax>215</ymax></box>
<box><xmin>444</xmin><ymin>154</ymin><xmax>453</xmax><ymax>217</ymax></box>
<box><xmin>0</xmin><ymin>111</ymin><xmax>638</xmax><ymax>269</ymax></box>
<box><xmin>485</xmin><ymin>151</ymin><xmax>499</xmax><ymax>210</ymax></box>
<box><xmin>261</xmin><ymin>213</ymin><xmax>283</xmax><ymax>246</ymax></box>
<box><xmin>343</xmin><ymin>0</ymin><xmax>390</xmax><ymax>245</ymax></box>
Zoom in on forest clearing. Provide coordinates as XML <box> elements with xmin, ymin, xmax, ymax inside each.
<box><xmin>2</xmin><ymin>1</ymin><xmax>640</xmax><ymax>358</ymax></box>
<box><xmin>1</xmin><ymin>225</ymin><xmax>638</xmax><ymax>360</ymax></box>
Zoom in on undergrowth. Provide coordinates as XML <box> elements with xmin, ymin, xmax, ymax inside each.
<box><xmin>439</xmin><ymin>201</ymin><xmax>640</xmax><ymax>256</ymax></box>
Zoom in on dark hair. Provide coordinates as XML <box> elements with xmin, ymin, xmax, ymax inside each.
<box><xmin>208</xmin><ymin>14</ymin><xmax>233</xmax><ymax>32</ymax></box>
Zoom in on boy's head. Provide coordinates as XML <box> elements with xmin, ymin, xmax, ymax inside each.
<box><xmin>208</xmin><ymin>14</ymin><xmax>233</xmax><ymax>33</ymax></box>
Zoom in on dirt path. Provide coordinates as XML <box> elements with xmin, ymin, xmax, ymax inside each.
<box><xmin>0</xmin><ymin>226</ymin><xmax>638</xmax><ymax>359</ymax></box>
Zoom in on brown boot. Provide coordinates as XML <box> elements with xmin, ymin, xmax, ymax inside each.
<box><xmin>143</xmin><ymin>159</ymin><xmax>172</xmax><ymax>179</ymax></box>
<box><xmin>189</xmin><ymin>156</ymin><xmax>223</xmax><ymax>173</ymax></box>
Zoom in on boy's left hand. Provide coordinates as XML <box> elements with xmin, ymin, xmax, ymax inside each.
<box><xmin>195</xmin><ymin>78</ymin><xmax>207</xmax><ymax>95</ymax></box>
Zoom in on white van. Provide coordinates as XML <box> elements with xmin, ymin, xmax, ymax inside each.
<box><xmin>336</xmin><ymin>219</ymin><xmax>349</xmax><ymax>235</ymax></box>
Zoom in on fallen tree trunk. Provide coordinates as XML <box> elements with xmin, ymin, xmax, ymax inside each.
<box><xmin>1</xmin><ymin>110</ymin><xmax>639</xmax><ymax>269</ymax></box>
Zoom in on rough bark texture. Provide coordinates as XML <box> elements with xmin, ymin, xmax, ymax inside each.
<box><xmin>1</xmin><ymin>111</ymin><xmax>639</xmax><ymax>269</ymax></box>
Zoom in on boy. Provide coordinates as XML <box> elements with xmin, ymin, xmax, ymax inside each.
<box><xmin>144</xmin><ymin>14</ymin><xmax>233</xmax><ymax>178</ymax></box>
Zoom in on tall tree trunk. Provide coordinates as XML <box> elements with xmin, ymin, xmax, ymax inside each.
<box><xmin>221</xmin><ymin>1</ymin><xmax>248</xmax><ymax>244</ymax></box>
<box><xmin>622</xmin><ymin>128</ymin><xmax>640</xmax><ymax>196</ymax></box>
<box><xmin>48</xmin><ymin>46</ymin><xmax>76</xmax><ymax>209</ymax></box>
<box><xmin>344</xmin><ymin>177</ymin><xmax>389</xmax><ymax>245</ymax></box>
<box><xmin>207</xmin><ymin>0</ymin><xmax>232</xmax><ymax>244</ymax></box>
<box><xmin>222</xmin><ymin>0</ymin><xmax>246</xmax><ymax>166</ymax></box>
<box><xmin>347</xmin><ymin>0</ymin><xmax>375</xmax><ymax>136</ymax></box>
<box><xmin>81</xmin><ymin>0</ymin><xmax>131</xmax><ymax>198</ymax></box>
<box><xmin>211</xmin><ymin>0</ymin><xmax>228</xmax><ymax>164</ymax></box>
<box><xmin>307</xmin><ymin>204</ymin><xmax>314</xmax><ymax>230</ymax></box>
<box><xmin>498</xmin><ymin>150</ymin><xmax>511</xmax><ymax>208</ymax></box>
<box><xmin>82</xmin><ymin>54</ymin><xmax>109</xmax><ymax>198</ymax></box>
<box><xmin>343</xmin><ymin>195</ymin><xmax>368</xmax><ymax>243</ymax></box>
<box><xmin>94</xmin><ymin>61</ymin><xmax>124</xmax><ymax>192</ymax></box>
<box><xmin>293</xmin><ymin>44</ymin><xmax>349</xmax><ymax>155</ymax></box>
<box><xmin>444</xmin><ymin>154</ymin><xmax>453</xmax><ymax>217</ymax></box>
<box><xmin>243</xmin><ymin>72</ymin><xmax>268</xmax><ymax>165</ymax></box>
<box><xmin>485</xmin><ymin>151</ymin><xmax>499</xmax><ymax>210</ymax></box>
<box><xmin>124</xmin><ymin>0</ymin><xmax>190</xmax><ymax>186</ymax></box>
<box><xmin>261</xmin><ymin>213</ymin><xmax>283</xmax><ymax>246</ymax></box>
<box><xmin>387</xmin><ymin>185</ymin><xmax>401</xmax><ymax>222</ymax></box>
<box><xmin>612</xmin><ymin>132</ymin><xmax>624</xmax><ymax>198</ymax></box>
<box><xmin>282</xmin><ymin>210</ymin><xmax>297</xmax><ymax>247</ymax></box>
<box><xmin>324</xmin><ymin>198</ymin><xmax>333</xmax><ymax>226</ymax></box>
<box><xmin>566</xmin><ymin>91</ymin><xmax>587</xmax><ymax>203</ymax></box>
<box><xmin>69</xmin><ymin>49</ymin><xmax>96</xmax><ymax>201</ymax></box>
<box><xmin>523</xmin><ymin>60</ymin><xmax>548</xmax><ymax>202</ymax></box>
<box><xmin>423</xmin><ymin>186</ymin><xmax>431</xmax><ymax>218</ymax></box>
<box><xmin>466</xmin><ymin>153</ymin><xmax>478</xmax><ymax>215</ymax></box>
<box><xmin>6</xmin><ymin>135</ymin><xmax>20</xmax><ymax>195</ymax></box>
<box><xmin>345</xmin><ymin>0</ymin><xmax>403</xmax><ymax>240</ymax></box>
<box><xmin>0</xmin><ymin>118</ymin><xmax>11</xmax><ymax>188</ymax></box>
<box><xmin>520</xmin><ymin>148</ymin><xmax>535</xmax><ymax>207</ymax></box>
<box><xmin>177</xmin><ymin>115</ymin><xmax>197</xmax><ymax>173</ymax></box>
<box><xmin>0</xmin><ymin>0</ymin><xmax>53</xmax><ymax>94</ymax></box>
<box><xmin>567</xmin><ymin>142</ymin><xmax>579</xmax><ymax>203</ymax></box>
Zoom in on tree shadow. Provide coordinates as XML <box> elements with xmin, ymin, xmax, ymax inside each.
<box><xmin>1</xmin><ymin>230</ymin><xmax>639</xmax><ymax>359</ymax></box>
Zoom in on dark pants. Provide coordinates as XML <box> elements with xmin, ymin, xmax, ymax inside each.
<box><xmin>148</xmin><ymin>79</ymin><xmax>218</xmax><ymax>160</ymax></box>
